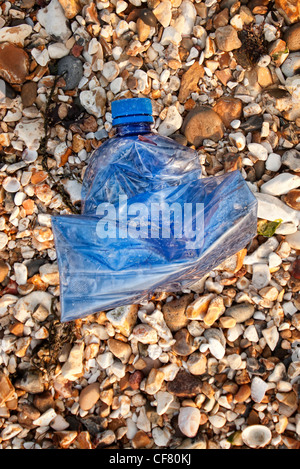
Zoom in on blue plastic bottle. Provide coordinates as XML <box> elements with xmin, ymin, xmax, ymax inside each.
<box><xmin>52</xmin><ymin>98</ymin><xmax>257</xmax><ymax>322</ymax></box>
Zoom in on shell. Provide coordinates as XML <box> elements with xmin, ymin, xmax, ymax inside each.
<box><xmin>2</xmin><ymin>176</ymin><xmax>21</xmax><ymax>193</ymax></box>
<box><xmin>241</xmin><ymin>425</ymin><xmax>272</xmax><ymax>448</ymax></box>
<box><xmin>22</xmin><ymin>148</ymin><xmax>38</xmax><ymax>163</ymax></box>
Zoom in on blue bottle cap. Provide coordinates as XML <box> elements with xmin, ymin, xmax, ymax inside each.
<box><xmin>111</xmin><ymin>98</ymin><xmax>154</xmax><ymax>126</ymax></box>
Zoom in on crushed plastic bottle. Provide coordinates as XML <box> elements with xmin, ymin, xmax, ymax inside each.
<box><xmin>52</xmin><ymin>98</ymin><xmax>257</xmax><ymax>322</ymax></box>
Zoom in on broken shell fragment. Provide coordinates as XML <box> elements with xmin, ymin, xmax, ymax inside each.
<box><xmin>241</xmin><ymin>425</ymin><xmax>272</xmax><ymax>448</ymax></box>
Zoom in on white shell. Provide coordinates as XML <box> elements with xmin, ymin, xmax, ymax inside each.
<box><xmin>2</xmin><ymin>176</ymin><xmax>21</xmax><ymax>193</ymax></box>
<box><xmin>242</xmin><ymin>425</ymin><xmax>272</xmax><ymax>448</ymax></box>
<box><xmin>22</xmin><ymin>148</ymin><xmax>38</xmax><ymax>163</ymax></box>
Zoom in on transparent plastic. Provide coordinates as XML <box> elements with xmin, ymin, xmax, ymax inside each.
<box><xmin>52</xmin><ymin>122</ymin><xmax>257</xmax><ymax>322</ymax></box>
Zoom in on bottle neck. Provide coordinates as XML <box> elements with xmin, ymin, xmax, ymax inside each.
<box><xmin>114</xmin><ymin>122</ymin><xmax>152</xmax><ymax>137</ymax></box>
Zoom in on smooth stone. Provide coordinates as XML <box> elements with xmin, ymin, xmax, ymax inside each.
<box><xmin>286</xmin><ymin>230</ymin><xmax>300</xmax><ymax>249</ymax></box>
<box><xmin>0</xmin><ymin>233</ymin><xmax>8</xmax><ymax>251</ymax></box>
<box><xmin>48</xmin><ymin>43</ymin><xmax>70</xmax><ymax>59</ymax></box>
<box><xmin>225</xmin><ymin>303</ymin><xmax>255</xmax><ymax>323</ymax></box>
<box><xmin>260</xmin><ymin>173</ymin><xmax>300</xmax><ymax>196</ymax></box>
<box><xmin>79</xmin><ymin>382</ymin><xmax>101</xmax><ymax>411</ymax></box>
<box><xmin>107</xmin><ymin>338</ymin><xmax>132</xmax><ymax>364</ymax></box>
<box><xmin>57</xmin><ymin>56</ymin><xmax>83</xmax><ymax>90</ymax></box>
<box><xmin>156</xmin><ymin>391</ymin><xmax>174</xmax><ymax>415</ymax></box>
<box><xmin>153</xmin><ymin>1</ymin><xmax>172</xmax><ymax>27</ymax></box>
<box><xmin>252</xmin><ymin>263</ymin><xmax>271</xmax><ymax>289</ymax></box>
<box><xmin>21</xmin><ymin>82</ymin><xmax>37</xmax><ymax>108</ymax></box>
<box><xmin>213</xmin><ymin>96</ymin><xmax>243</xmax><ymax>128</ymax></box>
<box><xmin>182</xmin><ymin>105</ymin><xmax>224</xmax><ymax>147</ymax></box>
<box><xmin>178</xmin><ymin>407</ymin><xmax>201</xmax><ymax>438</ymax></box>
<box><xmin>281</xmin><ymin>52</ymin><xmax>300</xmax><ymax>77</ymax></box>
<box><xmin>285</xmin><ymin>22</ymin><xmax>300</xmax><ymax>50</ymax></box>
<box><xmin>172</xmin><ymin>1</ymin><xmax>196</xmax><ymax>35</ymax></box>
<box><xmin>0</xmin><ymin>43</ymin><xmax>29</xmax><ymax>84</ymax></box>
<box><xmin>255</xmin><ymin>192</ymin><xmax>300</xmax><ymax>225</ymax></box>
<box><xmin>265</xmin><ymin>152</ymin><xmax>281</xmax><ymax>172</ymax></box>
<box><xmin>0</xmin><ymin>260</ymin><xmax>9</xmax><ymax>282</ymax></box>
<box><xmin>247</xmin><ymin>143</ymin><xmax>268</xmax><ymax>161</ymax></box>
<box><xmin>186</xmin><ymin>353</ymin><xmax>207</xmax><ymax>375</ymax></box>
<box><xmin>171</xmin><ymin>329</ymin><xmax>196</xmax><ymax>356</ymax></box>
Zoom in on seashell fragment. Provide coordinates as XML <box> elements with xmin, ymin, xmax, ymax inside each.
<box><xmin>242</xmin><ymin>425</ymin><xmax>272</xmax><ymax>448</ymax></box>
<box><xmin>2</xmin><ymin>176</ymin><xmax>20</xmax><ymax>193</ymax></box>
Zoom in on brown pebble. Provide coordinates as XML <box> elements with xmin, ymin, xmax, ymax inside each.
<box><xmin>21</xmin><ymin>81</ymin><xmax>37</xmax><ymax>108</ymax></box>
<box><xmin>0</xmin><ymin>260</ymin><xmax>9</xmax><ymax>283</ymax></box>
<box><xmin>79</xmin><ymin>382</ymin><xmax>101</xmax><ymax>411</ymax></box>
<box><xmin>0</xmin><ymin>42</ymin><xmax>30</xmax><ymax>84</ymax></box>
<box><xmin>33</xmin><ymin>391</ymin><xmax>55</xmax><ymax>413</ymax></box>
<box><xmin>182</xmin><ymin>106</ymin><xmax>224</xmax><ymax>147</ymax></box>
<box><xmin>213</xmin><ymin>96</ymin><xmax>243</xmax><ymax>128</ymax></box>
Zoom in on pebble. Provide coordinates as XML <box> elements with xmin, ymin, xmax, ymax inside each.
<box><xmin>162</xmin><ymin>294</ymin><xmax>193</xmax><ymax>332</ymax></box>
<box><xmin>167</xmin><ymin>370</ymin><xmax>202</xmax><ymax>397</ymax></box>
<box><xmin>265</xmin><ymin>152</ymin><xmax>282</xmax><ymax>172</ymax></box>
<box><xmin>284</xmin><ymin>189</ymin><xmax>300</xmax><ymax>210</ymax></box>
<box><xmin>255</xmin><ymin>192</ymin><xmax>300</xmax><ymax>224</ymax></box>
<box><xmin>178</xmin><ymin>62</ymin><xmax>204</xmax><ymax>103</ymax></box>
<box><xmin>247</xmin><ymin>143</ymin><xmax>268</xmax><ymax>161</ymax></box>
<box><xmin>252</xmin><ymin>263</ymin><xmax>271</xmax><ymax>289</ymax></box>
<box><xmin>225</xmin><ymin>303</ymin><xmax>255</xmax><ymax>323</ymax></box>
<box><xmin>178</xmin><ymin>407</ymin><xmax>201</xmax><ymax>437</ymax></box>
<box><xmin>286</xmin><ymin>230</ymin><xmax>300</xmax><ymax>249</ymax></box>
<box><xmin>282</xmin><ymin>149</ymin><xmax>300</xmax><ymax>172</ymax></box>
<box><xmin>80</xmin><ymin>87</ymin><xmax>106</xmax><ymax>118</ymax></box>
<box><xmin>153</xmin><ymin>1</ymin><xmax>172</xmax><ymax>27</ymax></box>
<box><xmin>158</xmin><ymin>105</ymin><xmax>183</xmax><ymax>137</ymax></box>
<box><xmin>48</xmin><ymin>43</ymin><xmax>70</xmax><ymax>59</ymax></box>
<box><xmin>262</xmin><ymin>325</ymin><xmax>279</xmax><ymax>351</ymax></box>
<box><xmin>79</xmin><ymin>383</ymin><xmax>100</xmax><ymax>411</ymax></box>
<box><xmin>251</xmin><ymin>376</ymin><xmax>268</xmax><ymax>403</ymax></box>
<box><xmin>260</xmin><ymin>173</ymin><xmax>300</xmax><ymax>196</ymax></box>
<box><xmin>182</xmin><ymin>105</ymin><xmax>224</xmax><ymax>147</ymax></box>
<box><xmin>21</xmin><ymin>82</ymin><xmax>37</xmax><ymax>108</ymax></box>
<box><xmin>281</xmin><ymin>52</ymin><xmax>300</xmax><ymax>77</ymax></box>
<box><xmin>57</xmin><ymin>56</ymin><xmax>83</xmax><ymax>90</ymax></box>
<box><xmin>215</xmin><ymin>25</ymin><xmax>242</xmax><ymax>52</ymax></box>
<box><xmin>213</xmin><ymin>97</ymin><xmax>243</xmax><ymax>128</ymax></box>
<box><xmin>0</xmin><ymin>25</ymin><xmax>32</xmax><ymax>46</ymax></box>
<box><xmin>285</xmin><ymin>22</ymin><xmax>300</xmax><ymax>51</ymax></box>
<box><xmin>37</xmin><ymin>0</ymin><xmax>71</xmax><ymax>42</ymax></box>
<box><xmin>0</xmin><ymin>43</ymin><xmax>29</xmax><ymax>84</ymax></box>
